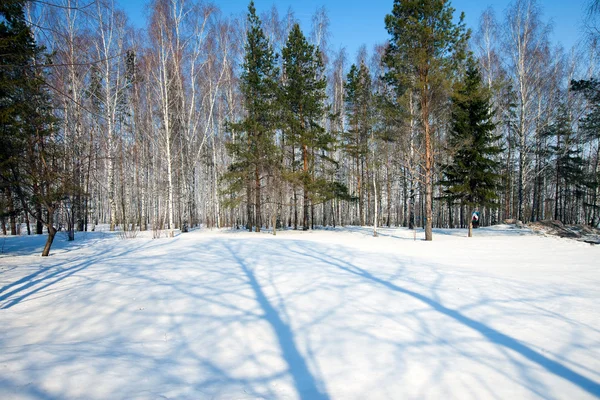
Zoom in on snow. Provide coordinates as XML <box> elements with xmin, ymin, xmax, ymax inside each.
<box><xmin>0</xmin><ymin>226</ymin><xmax>599</xmax><ymax>399</ymax></box>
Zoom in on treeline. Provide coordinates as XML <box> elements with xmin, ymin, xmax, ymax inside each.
<box><xmin>1</xmin><ymin>0</ymin><xmax>600</xmax><ymax>254</ymax></box>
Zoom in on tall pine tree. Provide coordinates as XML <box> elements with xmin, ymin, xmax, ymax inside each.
<box><xmin>281</xmin><ymin>23</ymin><xmax>332</xmax><ymax>230</ymax></box>
<box><xmin>441</xmin><ymin>59</ymin><xmax>502</xmax><ymax>237</ymax></box>
<box><xmin>224</xmin><ymin>1</ymin><xmax>279</xmax><ymax>232</ymax></box>
<box><xmin>385</xmin><ymin>0</ymin><xmax>469</xmax><ymax>240</ymax></box>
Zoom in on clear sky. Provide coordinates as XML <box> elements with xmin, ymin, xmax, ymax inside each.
<box><xmin>118</xmin><ymin>0</ymin><xmax>591</xmax><ymax>61</ymax></box>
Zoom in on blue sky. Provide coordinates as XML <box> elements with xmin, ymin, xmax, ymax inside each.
<box><xmin>119</xmin><ymin>0</ymin><xmax>590</xmax><ymax>60</ymax></box>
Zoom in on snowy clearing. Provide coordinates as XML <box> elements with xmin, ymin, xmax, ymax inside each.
<box><xmin>1</xmin><ymin>226</ymin><xmax>599</xmax><ymax>399</ymax></box>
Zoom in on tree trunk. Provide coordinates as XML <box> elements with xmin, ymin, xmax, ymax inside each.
<box><xmin>7</xmin><ymin>187</ymin><xmax>17</xmax><ymax>235</ymax></box>
<box><xmin>42</xmin><ymin>211</ymin><xmax>57</xmax><ymax>257</ymax></box>
<box><xmin>18</xmin><ymin>195</ymin><xmax>31</xmax><ymax>235</ymax></box>
<box><xmin>504</xmin><ymin>122</ymin><xmax>513</xmax><ymax>221</ymax></box>
<box><xmin>591</xmin><ymin>146</ymin><xmax>599</xmax><ymax>227</ymax></box>
<box><xmin>468</xmin><ymin>206</ymin><xmax>473</xmax><ymax>238</ymax></box>
<box><xmin>423</xmin><ymin>111</ymin><xmax>433</xmax><ymax>241</ymax></box>
<box><xmin>357</xmin><ymin>154</ymin><xmax>363</xmax><ymax>226</ymax></box>
<box><xmin>255</xmin><ymin>165</ymin><xmax>261</xmax><ymax>232</ymax></box>
<box><xmin>166</xmin><ymin>131</ymin><xmax>174</xmax><ymax>230</ymax></box>
<box><xmin>402</xmin><ymin>167</ymin><xmax>408</xmax><ymax>227</ymax></box>
<box><xmin>68</xmin><ymin>208</ymin><xmax>75</xmax><ymax>241</ymax></box>
<box><xmin>246</xmin><ymin>177</ymin><xmax>253</xmax><ymax>232</ymax></box>
<box><xmin>213</xmin><ymin>133</ymin><xmax>221</xmax><ymax>229</ymax></box>
<box><xmin>554</xmin><ymin>140</ymin><xmax>561</xmax><ymax>221</ymax></box>
<box><xmin>302</xmin><ymin>144</ymin><xmax>309</xmax><ymax>230</ymax></box>
<box><xmin>517</xmin><ymin>103</ymin><xmax>526</xmax><ymax>223</ymax></box>
<box><xmin>386</xmin><ymin>148</ymin><xmax>391</xmax><ymax>227</ymax></box>
<box><xmin>293</xmin><ymin>189</ymin><xmax>298</xmax><ymax>230</ymax></box>
<box><xmin>373</xmin><ymin>167</ymin><xmax>378</xmax><ymax>237</ymax></box>
<box><xmin>36</xmin><ymin>201</ymin><xmax>43</xmax><ymax>234</ymax></box>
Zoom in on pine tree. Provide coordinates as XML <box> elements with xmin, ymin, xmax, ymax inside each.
<box><xmin>385</xmin><ymin>0</ymin><xmax>469</xmax><ymax>240</ymax></box>
<box><xmin>281</xmin><ymin>23</ymin><xmax>335</xmax><ymax>230</ymax></box>
<box><xmin>224</xmin><ymin>1</ymin><xmax>279</xmax><ymax>232</ymax></box>
<box><xmin>441</xmin><ymin>59</ymin><xmax>502</xmax><ymax>237</ymax></box>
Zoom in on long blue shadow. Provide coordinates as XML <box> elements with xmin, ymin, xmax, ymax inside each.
<box><xmin>308</xmin><ymin>248</ymin><xmax>600</xmax><ymax>398</ymax></box>
<box><xmin>223</xmin><ymin>242</ymin><xmax>329</xmax><ymax>400</ymax></box>
<box><xmin>0</xmin><ymin>259</ymin><xmax>94</xmax><ymax>309</ymax></box>
<box><xmin>0</xmin><ymin>265</ymin><xmax>54</xmax><ymax>295</ymax></box>
<box><xmin>0</xmin><ymin>377</ymin><xmax>54</xmax><ymax>400</ymax></box>
<box><xmin>0</xmin><ymin>242</ymin><xmax>146</xmax><ymax>309</ymax></box>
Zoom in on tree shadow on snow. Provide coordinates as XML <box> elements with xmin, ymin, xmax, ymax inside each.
<box><xmin>2</xmin><ymin>233</ymin><xmax>598</xmax><ymax>399</ymax></box>
<box><xmin>0</xmin><ymin>231</ymin><xmax>114</xmax><ymax>258</ymax></box>
<box><xmin>221</xmin><ymin>240</ymin><xmax>330</xmax><ymax>400</ymax></box>
<box><xmin>0</xmin><ymin>241</ymin><xmax>150</xmax><ymax>309</ymax></box>
<box><xmin>285</xmin><ymin>240</ymin><xmax>600</xmax><ymax>398</ymax></box>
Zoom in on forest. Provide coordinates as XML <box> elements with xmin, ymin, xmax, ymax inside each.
<box><xmin>2</xmin><ymin>0</ymin><xmax>600</xmax><ymax>255</ymax></box>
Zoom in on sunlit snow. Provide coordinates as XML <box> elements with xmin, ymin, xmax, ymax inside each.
<box><xmin>1</xmin><ymin>226</ymin><xmax>599</xmax><ymax>399</ymax></box>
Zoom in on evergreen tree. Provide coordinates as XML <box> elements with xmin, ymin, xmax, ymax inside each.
<box><xmin>385</xmin><ymin>0</ymin><xmax>469</xmax><ymax>240</ymax></box>
<box><xmin>0</xmin><ymin>0</ymin><xmax>35</xmax><ymax>234</ymax></box>
<box><xmin>281</xmin><ymin>23</ymin><xmax>336</xmax><ymax>230</ymax></box>
<box><xmin>224</xmin><ymin>1</ymin><xmax>279</xmax><ymax>232</ymax></box>
<box><xmin>0</xmin><ymin>0</ymin><xmax>63</xmax><ymax>255</ymax></box>
<box><xmin>441</xmin><ymin>59</ymin><xmax>502</xmax><ymax>237</ymax></box>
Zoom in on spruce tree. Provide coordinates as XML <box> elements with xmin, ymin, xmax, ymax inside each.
<box><xmin>441</xmin><ymin>59</ymin><xmax>502</xmax><ymax>237</ymax></box>
<box><xmin>224</xmin><ymin>1</ymin><xmax>279</xmax><ymax>232</ymax></box>
<box><xmin>0</xmin><ymin>0</ymin><xmax>63</xmax><ymax>255</ymax></box>
<box><xmin>0</xmin><ymin>0</ymin><xmax>35</xmax><ymax>226</ymax></box>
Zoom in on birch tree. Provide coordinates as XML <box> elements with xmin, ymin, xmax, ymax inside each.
<box><xmin>502</xmin><ymin>0</ymin><xmax>551</xmax><ymax>222</ymax></box>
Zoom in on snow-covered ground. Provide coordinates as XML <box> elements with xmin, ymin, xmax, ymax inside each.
<box><xmin>0</xmin><ymin>226</ymin><xmax>599</xmax><ymax>399</ymax></box>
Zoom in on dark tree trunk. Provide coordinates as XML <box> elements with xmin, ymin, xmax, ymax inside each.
<box><xmin>302</xmin><ymin>144</ymin><xmax>309</xmax><ymax>231</ymax></box>
<box><xmin>293</xmin><ymin>190</ymin><xmax>298</xmax><ymax>230</ymax></box>
<box><xmin>7</xmin><ymin>187</ymin><xmax>17</xmax><ymax>235</ymax></box>
<box><xmin>246</xmin><ymin>177</ymin><xmax>253</xmax><ymax>232</ymax></box>
<box><xmin>402</xmin><ymin>167</ymin><xmax>407</xmax><ymax>227</ymax></box>
<box><xmin>42</xmin><ymin>209</ymin><xmax>57</xmax><ymax>257</ymax></box>
<box><xmin>303</xmin><ymin>191</ymin><xmax>309</xmax><ymax>231</ymax></box>
<box><xmin>42</xmin><ymin>225</ymin><xmax>56</xmax><ymax>257</ymax></box>
<box><xmin>468</xmin><ymin>206</ymin><xmax>474</xmax><ymax>238</ymax></box>
<box><xmin>19</xmin><ymin>196</ymin><xmax>31</xmax><ymax>235</ymax></box>
<box><xmin>386</xmin><ymin>163</ymin><xmax>391</xmax><ymax>227</ymax></box>
<box><xmin>255</xmin><ymin>166</ymin><xmax>261</xmax><ymax>232</ymax></box>
<box><xmin>408</xmin><ymin>173</ymin><xmax>415</xmax><ymax>230</ymax></box>
<box><xmin>36</xmin><ymin>203</ymin><xmax>43</xmax><ymax>235</ymax></box>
